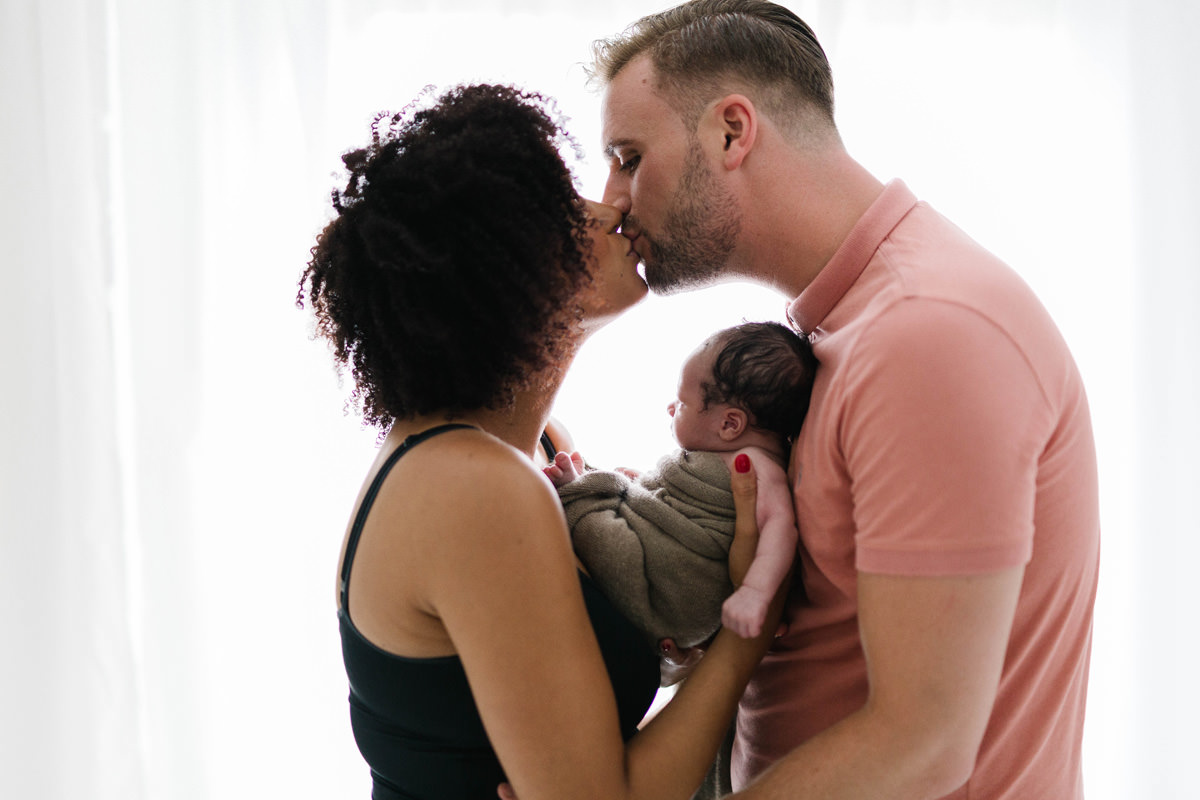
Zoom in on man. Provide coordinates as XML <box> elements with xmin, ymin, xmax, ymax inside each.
<box><xmin>593</xmin><ymin>1</ymin><xmax>1100</xmax><ymax>797</ymax></box>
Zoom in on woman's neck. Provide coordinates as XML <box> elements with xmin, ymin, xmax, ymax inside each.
<box><xmin>387</xmin><ymin>361</ymin><xmax>572</xmax><ymax>463</ymax></box>
<box><xmin>477</xmin><ymin>383</ymin><xmax>560</xmax><ymax>460</ymax></box>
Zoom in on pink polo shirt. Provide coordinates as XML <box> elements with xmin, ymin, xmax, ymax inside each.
<box><xmin>732</xmin><ymin>181</ymin><xmax>1100</xmax><ymax>798</ymax></box>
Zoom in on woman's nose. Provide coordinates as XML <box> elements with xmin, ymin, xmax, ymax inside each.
<box><xmin>596</xmin><ymin>201</ymin><xmax>621</xmax><ymax>229</ymax></box>
<box><xmin>584</xmin><ymin>198</ymin><xmax>622</xmax><ymax>231</ymax></box>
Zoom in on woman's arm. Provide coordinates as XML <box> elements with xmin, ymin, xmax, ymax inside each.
<box><xmin>423</xmin><ymin>438</ymin><xmax>777</xmax><ymax>800</ymax></box>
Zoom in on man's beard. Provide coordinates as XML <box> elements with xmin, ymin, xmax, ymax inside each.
<box><xmin>637</xmin><ymin>141</ymin><xmax>741</xmax><ymax>295</ymax></box>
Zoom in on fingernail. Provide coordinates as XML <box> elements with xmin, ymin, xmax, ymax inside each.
<box><xmin>734</xmin><ymin>454</ymin><xmax>751</xmax><ymax>473</ymax></box>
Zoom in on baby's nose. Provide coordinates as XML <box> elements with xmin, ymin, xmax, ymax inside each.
<box><xmin>667</xmin><ymin>401</ymin><xmax>677</xmax><ymax>417</ymax></box>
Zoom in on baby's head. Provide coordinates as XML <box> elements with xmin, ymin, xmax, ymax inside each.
<box><xmin>668</xmin><ymin>322</ymin><xmax>817</xmax><ymax>453</ymax></box>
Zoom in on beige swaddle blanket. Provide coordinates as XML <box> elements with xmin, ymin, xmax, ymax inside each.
<box><xmin>558</xmin><ymin>450</ymin><xmax>735</xmax><ymax>647</ymax></box>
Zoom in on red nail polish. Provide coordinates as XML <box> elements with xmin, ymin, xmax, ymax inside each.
<box><xmin>734</xmin><ymin>454</ymin><xmax>751</xmax><ymax>473</ymax></box>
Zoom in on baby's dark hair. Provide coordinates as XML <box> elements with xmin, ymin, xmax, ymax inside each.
<box><xmin>701</xmin><ymin>321</ymin><xmax>817</xmax><ymax>442</ymax></box>
<box><xmin>297</xmin><ymin>84</ymin><xmax>591</xmax><ymax>430</ymax></box>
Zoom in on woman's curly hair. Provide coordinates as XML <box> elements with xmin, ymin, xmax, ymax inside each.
<box><xmin>298</xmin><ymin>84</ymin><xmax>592</xmax><ymax>430</ymax></box>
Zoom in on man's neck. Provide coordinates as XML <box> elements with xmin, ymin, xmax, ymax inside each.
<box><xmin>732</xmin><ymin>143</ymin><xmax>885</xmax><ymax>299</ymax></box>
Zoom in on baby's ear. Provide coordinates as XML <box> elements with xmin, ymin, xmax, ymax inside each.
<box><xmin>719</xmin><ymin>407</ymin><xmax>748</xmax><ymax>441</ymax></box>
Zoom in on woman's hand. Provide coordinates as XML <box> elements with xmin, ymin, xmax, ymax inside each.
<box><xmin>727</xmin><ymin>453</ymin><xmax>760</xmax><ymax>586</ymax></box>
<box><xmin>727</xmin><ymin>454</ymin><xmax>789</xmax><ymax>644</ymax></box>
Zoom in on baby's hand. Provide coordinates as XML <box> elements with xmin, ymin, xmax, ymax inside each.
<box><xmin>542</xmin><ymin>450</ymin><xmax>587</xmax><ymax>488</ymax></box>
<box><xmin>721</xmin><ymin>584</ymin><xmax>771</xmax><ymax>639</ymax></box>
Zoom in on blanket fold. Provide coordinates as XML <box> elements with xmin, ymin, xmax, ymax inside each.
<box><xmin>559</xmin><ymin>450</ymin><xmax>735</xmax><ymax>647</ymax></box>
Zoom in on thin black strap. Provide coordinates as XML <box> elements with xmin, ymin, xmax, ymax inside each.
<box><xmin>539</xmin><ymin>430</ymin><xmax>556</xmax><ymax>463</ymax></box>
<box><xmin>338</xmin><ymin>423</ymin><xmax>476</xmax><ymax>613</ymax></box>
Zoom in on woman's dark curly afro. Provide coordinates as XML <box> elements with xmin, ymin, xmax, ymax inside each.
<box><xmin>298</xmin><ymin>84</ymin><xmax>592</xmax><ymax>430</ymax></box>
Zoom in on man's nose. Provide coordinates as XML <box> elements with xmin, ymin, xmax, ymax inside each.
<box><xmin>602</xmin><ymin>175</ymin><xmax>631</xmax><ymax>217</ymax></box>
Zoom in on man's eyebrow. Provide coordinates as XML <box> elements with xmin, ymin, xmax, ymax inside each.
<box><xmin>603</xmin><ymin>138</ymin><xmax>635</xmax><ymax>159</ymax></box>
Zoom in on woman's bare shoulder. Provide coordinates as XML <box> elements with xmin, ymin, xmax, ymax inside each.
<box><xmin>377</xmin><ymin>429</ymin><xmax>569</xmax><ymax>562</ymax></box>
<box><xmin>345</xmin><ymin>426</ymin><xmax>574</xmax><ymax>655</ymax></box>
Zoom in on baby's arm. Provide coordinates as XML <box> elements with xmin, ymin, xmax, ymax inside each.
<box><xmin>543</xmin><ymin>450</ymin><xmax>587</xmax><ymax>488</ymax></box>
<box><xmin>721</xmin><ymin>449</ymin><xmax>798</xmax><ymax>638</ymax></box>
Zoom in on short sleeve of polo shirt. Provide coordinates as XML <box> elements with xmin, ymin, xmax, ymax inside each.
<box><xmin>840</xmin><ymin>295</ymin><xmax>1053</xmax><ymax>576</ymax></box>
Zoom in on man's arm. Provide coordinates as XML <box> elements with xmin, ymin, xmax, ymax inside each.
<box><xmin>732</xmin><ymin>566</ymin><xmax>1023</xmax><ymax>799</ymax></box>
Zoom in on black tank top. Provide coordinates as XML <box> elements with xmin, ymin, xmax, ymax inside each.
<box><xmin>338</xmin><ymin>424</ymin><xmax>659</xmax><ymax>799</ymax></box>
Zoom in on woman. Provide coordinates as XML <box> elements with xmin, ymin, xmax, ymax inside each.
<box><xmin>298</xmin><ymin>84</ymin><xmax>782</xmax><ymax>800</ymax></box>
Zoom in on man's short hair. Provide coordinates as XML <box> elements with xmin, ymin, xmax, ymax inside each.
<box><xmin>591</xmin><ymin>0</ymin><xmax>836</xmax><ymax>136</ymax></box>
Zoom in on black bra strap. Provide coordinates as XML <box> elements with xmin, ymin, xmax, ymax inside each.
<box><xmin>338</xmin><ymin>423</ymin><xmax>476</xmax><ymax>613</ymax></box>
<box><xmin>539</xmin><ymin>430</ymin><xmax>557</xmax><ymax>463</ymax></box>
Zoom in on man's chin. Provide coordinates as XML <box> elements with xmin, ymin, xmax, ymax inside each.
<box><xmin>644</xmin><ymin>263</ymin><xmax>719</xmax><ymax>296</ymax></box>
<box><xmin>644</xmin><ymin>269</ymin><xmax>685</xmax><ymax>296</ymax></box>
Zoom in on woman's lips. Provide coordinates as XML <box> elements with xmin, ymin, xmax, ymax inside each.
<box><xmin>628</xmin><ymin>234</ymin><xmax>643</xmax><ymax>263</ymax></box>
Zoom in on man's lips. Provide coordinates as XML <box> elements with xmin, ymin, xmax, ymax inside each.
<box><xmin>625</xmin><ymin>232</ymin><xmax>644</xmax><ymax>262</ymax></box>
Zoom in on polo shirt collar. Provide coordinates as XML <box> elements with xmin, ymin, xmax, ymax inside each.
<box><xmin>786</xmin><ymin>179</ymin><xmax>917</xmax><ymax>335</ymax></box>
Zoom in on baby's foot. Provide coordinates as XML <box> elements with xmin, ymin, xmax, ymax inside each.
<box><xmin>543</xmin><ymin>450</ymin><xmax>587</xmax><ymax>487</ymax></box>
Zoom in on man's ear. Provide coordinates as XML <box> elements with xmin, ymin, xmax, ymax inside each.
<box><xmin>719</xmin><ymin>407</ymin><xmax>748</xmax><ymax>441</ymax></box>
<box><xmin>713</xmin><ymin>94</ymin><xmax>757</xmax><ymax>170</ymax></box>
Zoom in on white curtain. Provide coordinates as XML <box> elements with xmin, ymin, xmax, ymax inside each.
<box><xmin>2</xmin><ymin>1</ymin><xmax>1194</xmax><ymax>798</ymax></box>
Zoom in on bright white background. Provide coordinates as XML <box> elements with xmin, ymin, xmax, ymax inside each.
<box><xmin>2</xmin><ymin>0</ymin><xmax>1195</xmax><ymax>798</ymax></box>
